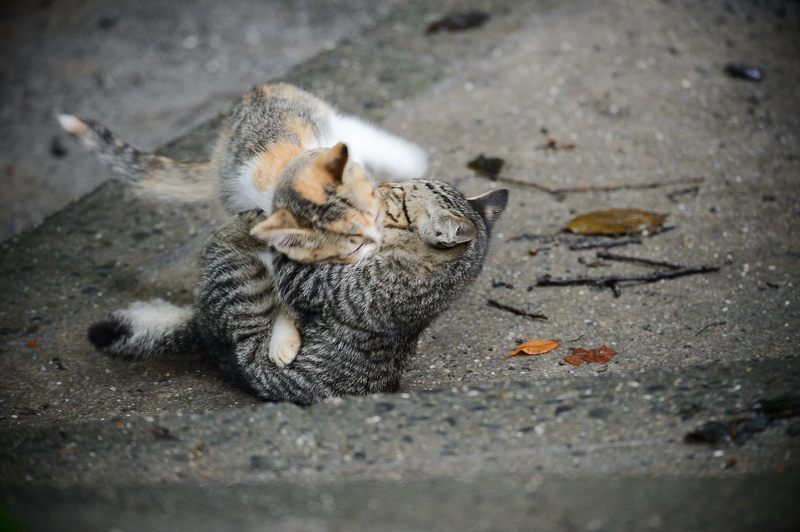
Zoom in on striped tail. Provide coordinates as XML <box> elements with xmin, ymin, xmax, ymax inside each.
<box><xmin>87</xmin><ymin>299</ymin><xmax>204</xmax><ymax>359</ymax></box>
<box><xmin>57</xmin><ymin>114</ymin><xmax>215</xmax><ymax>201</ymax></box>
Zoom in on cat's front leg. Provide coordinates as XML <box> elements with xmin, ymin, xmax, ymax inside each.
<box><xmin>268</xmin><ymin>311</ymin><xmax>301</xmax><ymax>368</ymax></box>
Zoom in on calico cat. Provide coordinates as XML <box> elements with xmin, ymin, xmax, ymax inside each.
<box><xmin>87</xmin><ymin>181</ymin><xmax>508</xmax><ymax>404</ymax></box>
<box><xmin>59</xmin><ymin>83</ymin><xmax>429</xmax><ymax>367</ymax></box>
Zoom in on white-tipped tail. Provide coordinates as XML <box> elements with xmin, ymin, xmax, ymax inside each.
<box><xmin>322</xmin><ymin>113</ymin><xmax>428</xmax><ymax>180</ymax></box>
<box><xmin>56</xmin><ymin>113</ymin><xmax>215</xmax><ymax>201</ymax></box>
<box><xmin>57</xmin><ymin>113</ymin><xmax>88</xmax><ymax>135</ymax></box>
<box><xmin>87</xmin><ymin>299</ymin><xmax>198</xmax><ymax>359</ymax></box>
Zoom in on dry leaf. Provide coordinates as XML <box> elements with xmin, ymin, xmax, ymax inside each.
<box><xmin>26</xmin><ymin>339</ymin><xmax>39</xmax><ymax>348</ymax></box>
<box><xmin>504</xmin><ymin>338</ymin><xmax>560</xmax><ymax>359</ymax></box>
<box><xmin>565</xmin><ymin>209</ymin><xmax>667</xmax><ymax>236</ymax></box>
<box><xmin>467</xmin><ymin>154</ymin><xmax>505</xmax><ymax>178</ymax></box>
<box><xmin>563</xmin><ymin>345</ymin><xmax>617</xmax><ymax>366</ymax></box>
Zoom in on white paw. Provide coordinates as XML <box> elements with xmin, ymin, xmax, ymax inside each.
<box><xmin>268</xmin><ymin>311</ymin><xmax>301</xmax><ymax>368</ymax></box>
<box><xmin>269</xmin><ymin>339</ymin><xmax>300</xmax><ymax>368</ymax></box>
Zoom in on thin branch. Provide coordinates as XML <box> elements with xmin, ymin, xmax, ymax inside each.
<box><xmin>596</xmin><ymin>251</ymin><xmax>683</xmax><ymax>270</ymax></box>
<box><xmin>536</xmin><ymin>265</ymin><xmax>720</xmax><ymax>297</ymax></box>
<box><xmin>568</xmin><ymin>236</ymin><xmax>642</xmax><ymax>250</ymax></box>
<box><xmin>487</xmin><ymin>299</ymin><xmax>547</xmax><ymax>320</ymax></box>
<box><xmin>475</xmin><ymin>174</ymin><xmax>705</xmax><ymax>196</ymax></box>
<box><xmin>567</xmin><ymin>226</ymin><xmax>676</xmax><ymax>251</ymax></box>
<box><xmin>481</xmin><ymin>174</ymin><xmax>557</xmax><ymax>194</ymax></box>
<box><xmin>506</xmin><ymin>233</ymin><xmax>564</xmax><ymax>243</ymax></box>
<box><xmin>551</xmin><ymin>176</ymin><xmax>704</xmax><ymax>194</ymax></box>
<box><xmin>694</xmin><ymin>321</ymin><xmax>727</xmax><ymax>336</ymax></box>
<box><xmin>666</xmin><ymin>186</ymin><xmax>700</xmax><ymax>203</ymax></box>
<box><xmin>509</xmin><ymin>227</ymin><xmax>675</xmax><ymax>250</ymax></box>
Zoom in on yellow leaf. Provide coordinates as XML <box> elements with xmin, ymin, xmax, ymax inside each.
<box><xmin>504</xmin><ymin>338</ymin><xmax>560</xmax><ymax>359</ymax></box>
<box><xmin>565</xmin><ymin>209</ymin><xmax>667</xmax><ymax>236</ymax></box>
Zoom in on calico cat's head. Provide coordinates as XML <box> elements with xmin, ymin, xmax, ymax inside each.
<box><xmin>250</xmin><ymin>143</ymin><xmax>384</xmax><ymax>264</ymax></box>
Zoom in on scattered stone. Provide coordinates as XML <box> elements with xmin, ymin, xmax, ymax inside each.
<box><xmin>49</xmin><ymin>137</ymin><xmax>68</xmax><ymax>158</ymax></box>
<box><xmin>426</xmin><ymin>11</ymin><xmax>490</xmax><ymax>34</ymax></box>
<box><xmin>150</xmin><ymin>425</ymin><xmax>178</xmax><ymax>441</ymax></box>
<box><xmin>96</xmin><ymin>16</ymin><xmax>117</xmax><ymax>30</ymax></box>
<box><xmin>554</xmin><ymin>405</ymin><xmax>573</xmax><ymax>416</ymax></box>
<box><xmin>684</xmin><ymin>413</ymin><xmax>778</xmax><ymax>446</ymax></box>
<box><xmin>250</xmin><ymin>455</ymin><xmax>268</xmax><ymax>469</ymax></box>
<box><xmin>724</xmin><ymin>63</ymin><xmax>764</xmax><ymax>82</ymax></box>
<box><xmin>753</xmin><ymin>394</ymin><xmax>800</xmax><ymax>419</ymax></box>
<box><xmin>588</xmin><ymin>407</ymin><xmax>612</xmax><ymax>419</ymax></box>
<box><xmin>491</xmin><ymin>277</ymin><xmax>514</xmax><ymax>289</ymax></box>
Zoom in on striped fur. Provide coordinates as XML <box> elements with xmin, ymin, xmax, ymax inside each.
<box><xmin>63</xmin><ymin>83</ymin><xmax>431</xmax><ymax>366</ymax></box>
<box><xmin>87</xmin><ymin>181</ymin><xmax>508</xmax><ymax>404</ymax></box>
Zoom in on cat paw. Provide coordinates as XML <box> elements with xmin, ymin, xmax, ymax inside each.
<box><xmin>269</xmin><ymin>340</ymin><xmax>300</xmax><ymax>368</ymax></box>
<box><xmin>269</xmin><ymin>313</ymin><xmax>302</xmax><ymax>368</ymax></box>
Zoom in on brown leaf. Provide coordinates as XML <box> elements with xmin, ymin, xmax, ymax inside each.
<box><xmin>467</xmin><ymin>154</ymin><xmax>505</xmax><ymax>178</ymax></box>
<box><xmin>504</xmin><ymin>338</ymin><xmax>560</xmax><ymax>359</ymax></box>
<box><xmin>26</xmin><ymin>339</ymin><xmax>39</xmax><ymax>348</ymax></box>
<box><xmin>563</xmin><ymin>345</ymin><xmax>617</xmax><ymax>366</ymax></box>
<box><xmin>565</xmin><ymin>209</ymin><xmax>667</xmax><ymax>236</ymax></box>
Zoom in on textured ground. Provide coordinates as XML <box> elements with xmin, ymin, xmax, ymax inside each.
<box><xmin>0</xmin><ymin>0</ymin><xmax>400</xmax><ymax>240</ymax></box>
<box><xmin>1</xmin><ymin>0</ymin><xmax>799</xmax><ymax>530</ymax></box>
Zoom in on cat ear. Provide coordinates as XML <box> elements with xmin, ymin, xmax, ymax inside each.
<box><xmin>250</xmin><ymin>209</ymin><xmax>317</xmax><ymax>251</ymax></box>
<box><xmin>317</xmin><ymin>142</ymin><xmax>349</xmax><ymax>182</ymax></box>
<box><xmin>425</xmin><ymin>212</ymin><xmax>477</xmax><ymax>248</ymax></box>
<box><xmin>467</xmin><ymin>188</ymin><xmax>508</xmax><ymax>228</ymax></box>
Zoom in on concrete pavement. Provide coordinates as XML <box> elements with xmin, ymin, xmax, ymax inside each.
<box><xmin>1</xmin><ymin>0</ymin><xmax>799</xmax><ymax>529</ymax></box>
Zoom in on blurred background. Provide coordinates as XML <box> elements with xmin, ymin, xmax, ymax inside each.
<box><xmin>0</xmin><ymin>0</ymin><xmax>400</xmax><ymax>241</ymax></box>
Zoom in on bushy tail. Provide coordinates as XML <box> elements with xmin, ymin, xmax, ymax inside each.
<box><xmin>57</xmin><ymin>114</ymin><xmax>215</xmax><ymax>201</ymax></box>
<box><xmin>326</xmin><ymin>113</ymin><xmax>429</xmax><ymax>180</ymax></box>
<box><xmin>87</xmin><ymin>299</ymin><xmax>204</xmax><ymax>359</ymax></box>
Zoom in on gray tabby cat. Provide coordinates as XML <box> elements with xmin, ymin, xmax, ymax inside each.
<box><xmin>87</xmin><ymin>180</ymin><xmax>508</xmax><ymax>403</ymax></box>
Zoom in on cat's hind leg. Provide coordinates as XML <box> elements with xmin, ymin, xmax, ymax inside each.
<box><xmin>268</xmin><ymin>311</ymin><xmax>302</xmax><ymax>368</ymax></box>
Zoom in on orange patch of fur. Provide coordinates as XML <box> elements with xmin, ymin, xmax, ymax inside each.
<box><xmin>293</xmin><ymin>168</ymin><xmax>333</xmax><ymax>205</ymax></box>
<box><xmin>252</xmin><ymin>143</ymin><xmax>303</xmax><ymax>192</ymax></box>
<box><xmin>341</xmin><ymin>166</ymin><xmax>381</xmax><ymax>213</ymax></box>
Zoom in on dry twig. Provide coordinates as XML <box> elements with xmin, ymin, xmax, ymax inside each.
<box><xmin>475</xmin><ymin>174</ymin><xmax>705</xmax><ymax>198</ymax></box>
<box><xmin>536</xmin><ymin>265</ymin><xmax>720</xmax><ymax>297</ymax></box>
<box><xmin>487</xmin><ymin>299</ymin><xmax>547</xmax><ymax>320</ymax></box>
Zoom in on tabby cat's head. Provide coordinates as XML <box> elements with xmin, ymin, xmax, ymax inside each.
<box><xmin>250</xmin><ymin>143</ymin><xmax>384</xmax><ymax>264</ymax></box>
<box><xmin>379</xmin><ymin>180</ymin><xmax>508</xmax><ymax>249</ymax></box>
